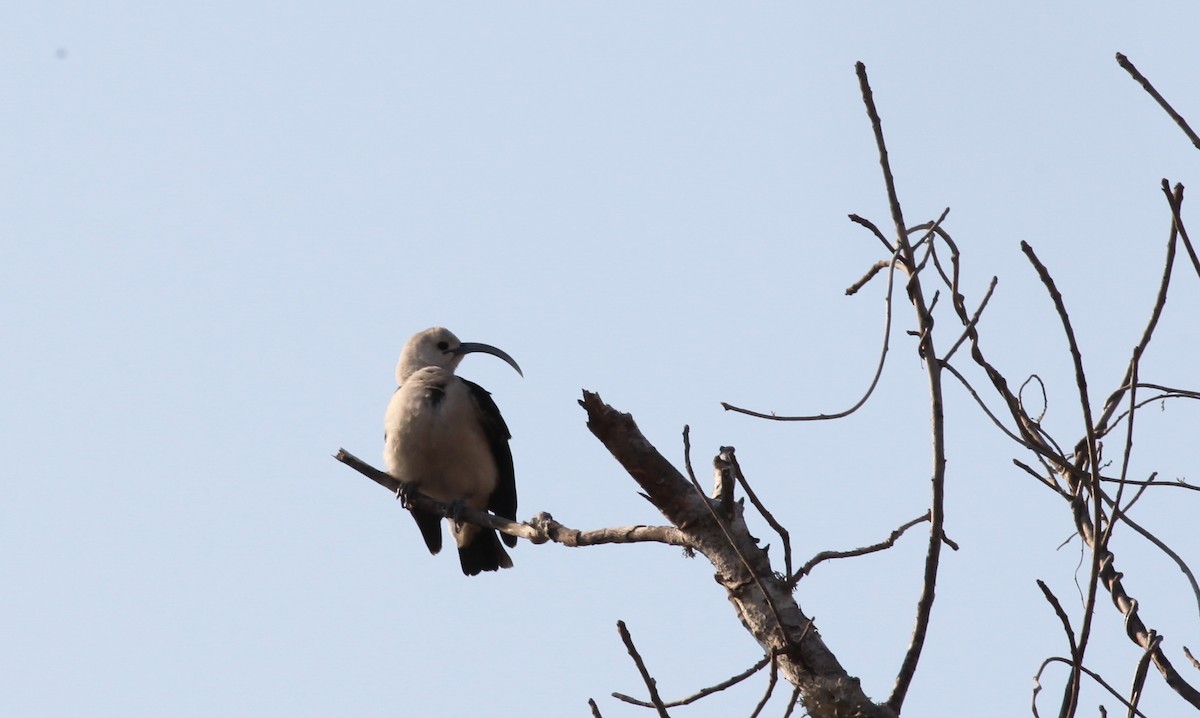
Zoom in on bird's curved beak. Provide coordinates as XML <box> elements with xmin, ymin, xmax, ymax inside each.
<box><xmin>452</xmin><ymin>342</ymin><xmax>524</xmax><ymax>377</ymax></box>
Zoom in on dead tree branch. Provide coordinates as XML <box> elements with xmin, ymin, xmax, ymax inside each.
<box><xmin>1115</xmin><ymin>52</ymin><xmax>1200</xmax><ymax>151</ymax></box>
<box><xmin>854</xmin><ymin>59</ymin><xmax>948</xmax><ymax>716</ymax></box>
<box><xmin>579</xmin><ymin>391</ymin><xmax>894</xmax><ymax>718</ymax></box>
<box><xmin>616</xmin><ymin>620</ymin><xmax>671</xmax><ymax>718</ymax></box>
<box><xmin>721</xmin><ymin>243</ymin><xmax>901</xmax><ymax>422</ymax></box>
<box><xmin>792</xmin><ymin>513</ymin><xmax>931</xmax><ymax>585</ymax></box>
<box><xmin>334</xmin><ymin>449</ymin><xmax>691</xmax><ymax>549</ymax></box>
<box><xmin>1032</xmin><ymin>658</ymin><xmax>1149</xmax><ymax>718</ymax></box>
<box><xmin>1021</xmin><ymin>241</ymin><xmax>1104</xmax><ymax>717</ymax></box>
<box><xmin>613</xmin><ymin>654</ymin><xmax>773</xmax><ymax>709</ymax></box>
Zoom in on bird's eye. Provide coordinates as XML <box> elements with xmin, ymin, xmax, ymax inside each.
<box><xmin>436</xmin><ymin>341</ymin><xmax>450</xmax><ymax>351</ymax></box>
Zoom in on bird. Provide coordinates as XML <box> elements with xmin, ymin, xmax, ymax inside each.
<box><xmin>383</xmin><ymin>327</ymin><xmax>522</xmax><ymax>575</ymax></box>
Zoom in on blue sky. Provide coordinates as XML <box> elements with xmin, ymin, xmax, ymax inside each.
<box><xmin>3</xmin><ymin>3</ymin><xmax>1199</xmax><ymax>716</ymax></box>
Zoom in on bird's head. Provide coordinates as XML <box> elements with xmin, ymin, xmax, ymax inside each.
<box><xmin>395</xmin><ymin>327</ymin><xmax>523</xmax><ymax>384</ymax></box>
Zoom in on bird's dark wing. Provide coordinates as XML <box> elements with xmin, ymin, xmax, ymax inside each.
<box><xmin>463</xmin><ymin>379</ymin><xmax>518</xmax><ymax>548</ymax></box>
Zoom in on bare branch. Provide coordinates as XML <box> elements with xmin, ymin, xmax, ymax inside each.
<box><xmin>854</xmin><ymin>60</ymin><xmax>948</xmax><ymax>715</ymax></box>
<box><xmin>588</xmin><ymin>698</ymin><xmax>604</xmax><ymax>718</ymax></box>
<box><xmin>783</xmin><ymin>687</ymin><xmax>802</xmax><ymax>718</ymax></box>
<box><xmin>613</xmin><ymin>655</ymin><xmax>773</xmax><ymax>709</ymax></box>
<box><xmin>334</xmin><ymin>449</ymin><xmax>691</xmax><ymax>548</ymax></box>
<box><xmin>1021</xmin><ymin>241</ymin><xmax>1104</xmax><ymax>718</ymax></box>
<box><xmin>722</xmin><ymin>245</ymin><xmax>900</xmax><ymax>422</ymax></box>
<box><xmin>748</xmin><ymin>660</ymin><xmax>778</xmax><ymax>718</ymax></box>
<box><xmin>1185</xmin><ymin>647</ymin><xmax>1200</xmax><ymax>672</ymax></box>
<box><xmin>1036</xmin><ymin>580</ymin><xmax>1081</xmax><ymax>718</ymax></box>
<box><xmin>580</xmin><ymin>391</ymin><xmax>895</xmax><ymax>718</ymax></box>
<box><xmin>792</xmin><ymin>513</ymin><xmax>930</xmax><ymax>585</ymax></box>
<box><xmin>1098</xmin><ymin>475</ymin><xmax>1200</xmax><ymax>492</ymax></box>
<box><xmin>846</xmin><ymin>259</ymin><xmax>894</xmax><ymax>296</ymax></box>
<box><xmin>1095</xmin><ymin>183</ymin><xmax>1184</xmax><ymax>438</ymax></box>
<box><xmin>1115</xmin><ymin>53</ymin><xmax>1200</xmax><ymax>151</ymax></box>
<box><xmin>1032</xmin><ymin>658</ymin><xmax>1149</xmax><ymax>718</ymax></box>
<box><xmin>1101</xmin><ymin>502</ymin><xmax>1200</xmax><ymax>622</ymax></box>
<box><xmin>1160</xmin><ymin>180</ymin><xmax>1200</xmax><ymax>283</ymax></box>
<box><xmin>725</xmin><ymin>449</ymin><xmax>793</xmax><ymax>579</ymax></box>
<box><xmin>1127</xmin><ymin>633</ymin><xmax>1162</xmax><ymax>718</ymax></box>
<box><xmin>941</xmin><ymin>275</ymin><xmax>998</xmax><ymax>363</ymax></box>
<box><xmin>848</xmin><ymin>213</ymin><xmax>894</xmax><ymax>252</ymax></box>
<box><xmin>616</xmin><ymin>620</ymin><xmax>671</xmax><ymax>718</ymax></box>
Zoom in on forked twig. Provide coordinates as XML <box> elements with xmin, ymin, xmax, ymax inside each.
<box><xmin>1160</xmin><ymin>181</ymin><xmax>1200</xmax><ymax>282</ymax></box>
<box><xmin>616</xmin><ymin>621</ymin><xmax>671</xmax><ymax>718</ymax></box>
<box><xmin>1032</xmin><ymin>657</ymin><xmax>1149</xmax><ymax>718</ymax></box>
<box><xmin>613</xmin><ymin>655</ymin><xmax>773</xmax><ymax>709</ymax></box>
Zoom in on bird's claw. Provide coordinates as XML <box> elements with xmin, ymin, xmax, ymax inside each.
<box><xmin>448</xmin><ymin>499</ymin><xmax>466</xmax><ymax>529</ymax></box>
<box><xmin>395</xmin><ymin>482</ymin><xmax>417</xmax><ymax>509</ymax></box>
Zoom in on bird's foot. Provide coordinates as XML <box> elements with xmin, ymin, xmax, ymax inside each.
<box><xmin>395</xmin><ymin>482</ymin><xmax>418</xmax><ymax>509</ymax></box>
<box><xmin>447</xmin><ymin>499</ymin><xmax>466</xmax><ymax>529</ymax></box>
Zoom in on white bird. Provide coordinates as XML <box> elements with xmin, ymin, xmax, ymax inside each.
<box><xmin>384</xmin><ymin>327</ymin><xmax>522</xmax><ymax>575</ymax></box>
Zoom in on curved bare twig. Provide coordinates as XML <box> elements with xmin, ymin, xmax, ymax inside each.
<box><xmin>721</xmin><ymin>243</ymin><xmax>901</xmax><ymax>422</ymax></box>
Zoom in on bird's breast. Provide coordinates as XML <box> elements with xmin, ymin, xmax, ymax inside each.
<box><xmin>383</xmin><ymin>373</ymin><xmax>498</xmax><ymax>507</ymax></box>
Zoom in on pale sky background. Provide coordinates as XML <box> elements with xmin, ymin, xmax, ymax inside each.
<box><xmin>3</xmin><ymin>3</ymin><xmax>1199</xmax><ymax>717</ymax></box>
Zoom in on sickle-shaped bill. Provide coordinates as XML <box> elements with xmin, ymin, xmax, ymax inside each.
<box><xmin>453</xmin><ymin>342</ymin><xmax>524</xmax><ymax>377</ymax></box>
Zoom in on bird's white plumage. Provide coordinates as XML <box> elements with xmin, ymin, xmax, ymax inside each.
<box><xmin>384</xmin><ymin>366</ymin><xmax>497</xmax><ymax>549</ymax></box>
<box><xmin>394</xmin><ymin>327</ymin><xmax>465</xmax><ymax>385</ymax></box>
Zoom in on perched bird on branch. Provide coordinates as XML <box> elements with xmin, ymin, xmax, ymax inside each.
<box><xmin>384</xmin><ymin>327</ymin><xmax>522</xmax><ymax>575</ymax></box>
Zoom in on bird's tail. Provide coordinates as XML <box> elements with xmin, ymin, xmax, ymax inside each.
<box><xmin>458</xmin><ymin>529</ymin><xmax>513</xmax><ymax>576</ymax></box>
<box><xmin>411</xmin><ymin>508</ymin><xmax>443</xmax><ymax>555</ymax></box>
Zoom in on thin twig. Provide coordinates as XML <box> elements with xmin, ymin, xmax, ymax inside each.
<box><xmin>1101</xmin><ymin>356</ymin><xmax>1140</xmax><ymax>551</ymax></box>
<box><xmin>1037</xmin><ymin>579</ymin><xmax>1081</xmax><ymax>718</ymax></box>
<box><xmin>792</xmin><ymin>513</ymin><xmax>930</xmax><ymax>585</ymax></box>
<box><xmin>1115</xmin><ymin>53</ymin><xmax>1200</xmax><ymax>150</ymax></box>
<box><xmin>942</xmin><ymin>276</ymin><xmax>997</xmax><ymax>363</ymax></box>
<box><xmin>614</xmin><ymin>655</ymin><xmax>773</xmax><ymax>709</ymax></box>
<box><xmin>616</xmin><ymin>621</ymin><xmax>671</xmax><ymax>718</ymax></box>
<box><xmin>1160</xmin><ymin>180</ymin><xmax>1200</xmax><ymax>282</ymax></box>
<box><xmin>722</xmin><ymin>245</ymin><xmax>901</xmax><ymax>421</ymax></box>
<box><xmin>726</xmin><ymin>449</ymin><xmax>793</xmax><ymax>579</ymax></box>
<box><xmin>588</xmin><ymin>698</ymin><xmax>604</xmax><ymax>718</ymax></box>
<box><xmin>1095</xmin><ymin>184</ymin><xmax>1183</xmax><ymax>438</ymax></box>
<box><xmin>1184</xmin><ymin>647</ymin><xmax>1200</xmax><ymax>672</ymax></box>
<box><xmin>748</xmin><ymin>659</ymin><xmax>778</xmax><ymax>718</ymax></box>
<box><xmin>782</xmin><ymin>686</ymin><xmax>802</xmax><ymax>718</ymax></box>
<box><xmin>846</xmin><ymin>259</ymin><xmax>894</xmax><ymax>296</ymax></box>
<box><xmin>1098</xmin><ymin>474</ymin><xmax>1199</xmax><ymax>492</ymax></box>
<box><xmin>1128</xmin><ymin>633</ymin><xmax>1162</xmax><ymax>718</ymax></box>
<box><xmin>1021</xmin><ymin>240</ymin><xmax>1104</xmax><ymax>718</ymax></box>
<box><xmin>1033</xmin><ymin>657</ymin><xmax>1149</xmax><ymax>718</ymax></box>
<box><xmin>680</xmin><ymin>435</ymin><xmax>795</xmax><ymax>654</ymax></box>
<box><xmin>853</xmin><ymin>61</ymin><xmax>947</xmax><ymax>716</ymax></box>
<box><xmin>849</xmin><ymin>213</ymin><xmax>895</xmax><ymax>252</ymax></box>
<box><xmin>1104</xmin><ymin>503</ymin><xmax>1200</xmax><ymax>622</ymax></box>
